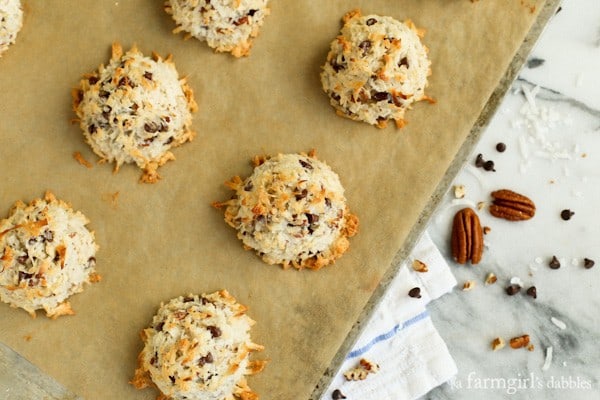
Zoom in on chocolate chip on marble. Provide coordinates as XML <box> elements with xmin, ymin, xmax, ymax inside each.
<box><xmin>505</xmin><ymin>284</ymin><xmax>521</xmax><ymax>296</ymax></box>
<box><xmin>584</xmin><ymin>258</ymin><xmax>595</xmax><ymax>269</ymax></box>
<box><xmin>526</xmin><ymin>286</ymin><xmax>537</xmax><ymax>299</ymax></box>
<box><xmin>496</xmin><ymin>142</ymin><xmax>507</xmax><ymax>152</ymax></box>
<box><xmin>560</xmin><ymin>209</ymin><xmax>574</xmax><ymax>221</ymax></box>
<box><xmin>548</xmin><ymin>256</ymin><xmax>561</xmax><ymax>270</ymax></box>
<box><xmin>408</xmin><ymin>287</ymin><xmax>422</xmax><ymax>298</ymax></box>
<box><xmin>475</xmin><ymin>153</ymin><xmax>485</xmax><ymax>168</ymax></box>
<box><xmin>332</xmin><ymin>389</ymin><xmax>347</xmax><ymax>399</ymax></box>
<box><xmin>527</xmin><ymin>58</ymin><xmax>545</xmax><ymax>69</ymax></box>
<box><xmin>483</xmin><ymin>160</ymin><xmax>496</xmax><ymax>171</ymax></box>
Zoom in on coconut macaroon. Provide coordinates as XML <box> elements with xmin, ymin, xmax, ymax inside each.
<box><xmin>72</xmin><ymin>43</ymin><xmax>197</xmax><ymax>183</ymax></box>
<box><xmin>320</xmin><ymin>9</ymin><xmax>432</xmax><ymax>129</ymax></box>
<box><xmin>0</xmin><ymin>0</ymin><xmax>23</xmax><ymax>57</ymax></box>
<box><xmin>165</xmin><ymin>0</ymin><xmax>270</xmax><ymax>57</ymax></box>
<box><xmin>213</xmin><ymin>150</ymin><xmax>359</xmax><ymax>270</ymax></box>
<box><xmin>131</xmin><ymin>290</ymin><xmax>266</xmax><ymax>400</ymax></box>
<box><xmin>0</xmin><ymin>192</ymin><xmax>99</xmax><ymax>319</ymax></box>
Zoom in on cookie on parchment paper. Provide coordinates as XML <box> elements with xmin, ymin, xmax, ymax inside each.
<box><xmin>213</xmin><ymin>150</ymin><xmax>359</xmax><ymax>270</ymax></box>
<box><xmin>321</xmin><ymin>9</ymin><xmax>432</xmax><ymax>129</ymax></box>
<box><xmin>72</xmin><ymin>43</ymin><xmax>197</xmax><ymax>183</ymax></box>
<box><xmin>0</xmin><ymin>192</ymin><xmax>99</xmax><ymax>319</ymax></box>
<box><xmin>0</xmin><ymin>0</ymin><xmax>23</xmax><ymax>57</ymax></box>
<box><xmin>165</xmin><ymin>0</ymin><xmax>270</xmax><ymax>57</ymax></box>
<box><xmin>131</xmin><ymin>290</ymin><xmax>266</xmax><ymax>400</ymax></box>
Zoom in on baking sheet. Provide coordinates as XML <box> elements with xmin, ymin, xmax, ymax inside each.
<box><xmin>0</xmin><ymin>0</ymin><xmax>549</xmax><ymax>399</ymax></box>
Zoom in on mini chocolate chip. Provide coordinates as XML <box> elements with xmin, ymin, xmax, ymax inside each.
<box><xmin>505</xmin><ymin>284</ymin><xmax>521</xmax><ymax>296</ymax></box>
<box><xmin>198</xmin><ymin>353</ymin><xmax>213</xmax><ymax>366</ymax></box>
<box><xmin>43</xmin><ymin>230</ymin><xmax>54</xmax><ymax>242</ymax></box>
<box><xmin>164</xmin><ymin>136</ymin><xmax>174</xmax><ymax>145</ymax></box>
<box><xmin>17</xmin><ymin>255</ymin><xmax>28</xmax><ymax>265</ymax></box>
<box><xmin>88</xmin><ymin>257</ymin><xmax>96</xmax><ymax>268</ymax></box>
<box><xmin>244</xmin><ymin>181</ymin><xmax>254</xmax><ymax>191</ymax></box>
<box><xmin>527</xmin><ymin>58</ymin><xmax>545</xmax><ymax>69</ymax></box>
<box><xmin>372</xmin><ymin>91</ymin><xmax>390</xmax><ymax>102</ymax></box>
<box><xmin>366</xmin><ymin>18</ymin><xmax>377</xmax><ymax>26</ymax></box>
<box><xmin>143</xmin><ymin>71</ymin><xmax>153</xmax><ymax>80</ymax></box>
<box><xmin>183</xmin><ymin>296</ymin><xmax>194</xmax><ymax>302</ymax></box>
<box><xmin>88</xmin><ymin>76</ymin><xmax>99</xmax><ymax>85</ymax></box>
<box><xmin>526</xmin><ymin>286</ymin><xmax>537</xmax><ymax>299</ymax></box>
<box><xmin>549</xmin><ymin>256</ymin><xmax>561</xmax><ymax>270</ymax></box>
<box><xmin>248</xmin><ymin>9</ymin><xmax>258</xmax><ymax>16</ymax></box>
<box><xmin>331</xmin><ymin>61</ymin><xmax>344</xmax><ymax>72</ymax></box>
<box><xmin>325</xmin><ymin>198</ymin><xmax>332</xmax><ymax>207</ymax></box>
<box><xmin>299</xmin><ymin>159</ymin><xmax>313</xmax><ymax>170</ymax></box>
<box><xmin>169</xmin><ymin>376</ymin><xmax>175</xmax><ymax>384</ymax></box>
<box><xmin>408</xmin><ymin>287</ymin><xmax>421</xmax><ymax>298</ymax></box>
<box><xmin>118</xmin><ymin>76</ymin><xmax>132</xmax><ymax>87</ymax></box>
<box><xmin>399</xmin><ymin>57</ymin><xmax>409</xmax><ymax>68</ymax></box>
<box><xmin>164</xmin><ymin>116</ymin><xmax>171</xmax><ymax>123</ymax></box>
<box><xmin>155</xmin><ymin>321</ymin><xmax>165</xmax><ymax>332</ymax></box>
<box><xmin>475</xmin><ymin>153</ymin><xmax>485</xmax><ymax>168</ymax></box>
<box><xmin>18</xmin><ymin>271</ymin><xmax>33</xmax><ymax>282</ymax></box>
<box><xmin>295</xmin><ymin>188</ymin><xmax>308</xmax><ymax>201</ymax></box>
<box><xmin>584</xmin><ymin>258</ymin><xmax>595</xmax><ymax>269</ymax></box>
<box><xmin>332</xmin><ymin>389</ymin><xmax>347</xmax><ymax>399</ymax></box>
<box><xmin>306</xmin><ymin>214</ymin><xmax>319</xmax><ymax>224</ymax></box>
<box><xmin>28</xmin><ymin>238</ymin><xmax>37</xmax><ymax>245</ymax></box>
<box><xmin>150</xmin><ymin>355</ymin><xmax>156</xmax><ymax>365</ymax></box>
<box><xmin>483</xmin><ymin>160</ymin><xmax>495</xmax><ymax>171</ymax></box>
<box><xmin>144</xmin><ymin>122</ymin><xmax>159</xmax><ymax>133</ymax></box>
<box><xmin>88</xmin><ymin>124</ymin><xmax>97</xmax><ymax>134</ymax></box>
<box><xmin>560</xmin><ymin>209</ymin><xmax>574</xmax><ymax>221</ymax></box>
<box><xmin>99</xmin><ymin>90</ymin><xmax>110</xmax><ymax>99</ymax></box>
<box><xmin>207</xmin><ymin>325</ymin><xmax>222</xmax><ymax>338</ymax></box>
<box><xmin>358</xmin><ymin>40</ymin><xmax>371</xmax><ymax>55</ymax></box>
<box><xmin>496</xmin><ymin>142</ymin><xmax>506</xmax><ymax>152</ymax></box>
<box><xmin>234</xmin><ymin>16</ymin><xmax>249</xmax><ymax>26</ymax></box>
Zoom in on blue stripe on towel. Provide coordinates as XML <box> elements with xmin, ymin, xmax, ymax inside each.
<box><xmin>347</xmin><ymin>310</ymin><xmax>430</xmax><ymax>359</ymax></box>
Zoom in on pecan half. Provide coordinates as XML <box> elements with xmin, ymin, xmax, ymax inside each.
<box><xmin>451</xmin><ymin>208</ymin><xmax>483</xmax><ymax>265</ymax></box>
<box><xmin>489</xmin><ymin>189</ymin><xmax>535</xmax><ymax>221</ymax></box>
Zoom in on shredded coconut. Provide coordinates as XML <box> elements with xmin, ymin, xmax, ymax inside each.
<box><xmin>542</xmin><ymin>346</ymin><xmax>553</xmax><ymax>371</ymax></box>
<box><xmin>550</xmin><ymin>317</ymin><xmax>567</xmax><ymax>330</ymax></box>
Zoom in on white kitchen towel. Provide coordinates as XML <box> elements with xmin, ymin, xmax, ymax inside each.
<box><xmin>322</xmin><ymin>231</ymin><xmax>458</xmax><ymax>400</ymax></box>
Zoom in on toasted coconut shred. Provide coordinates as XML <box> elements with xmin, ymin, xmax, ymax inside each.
<box><xmin>72</xmin><ymin>43</ymin><xmax>197</xmax><ymax>183</ymax></box>
<box><xmin>0</xmin><ymin>192</ymin><xmax>99</xmax><ymax>318</ymax></box>
<box><xmin>165</xmin><ymin>0</ymin><xmax>270</xmax><ymax>57</ymax></box>
<box><xmin>321</xmin><ymin>9</ymin><xmax>431</xmax><ymax>128</ymax></box>
<box><xmin>131</xmin><ymin>290</ymin><xmax>266</xmax><ymax>400</ymax></box>
<box><xmin>0</xmin><ymin>0</ymin><xmax>23</xmax><ymax>57</ymax></box>
<box><xmin>214</xmin><ymin>151</ymin><xmax>359</xmax><ymax>270</ymax></box>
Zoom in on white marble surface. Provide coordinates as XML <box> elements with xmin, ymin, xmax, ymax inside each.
<box><xmin>424</xmin><ymin>1</ymin><xmax>600</xmax><ymax>399</ymax></box>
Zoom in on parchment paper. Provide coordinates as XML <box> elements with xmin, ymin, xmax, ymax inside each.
<box><xmin>0</xmin><ymin>1</ymin><xmax>548</xmax><ymax>399</ymax></box>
